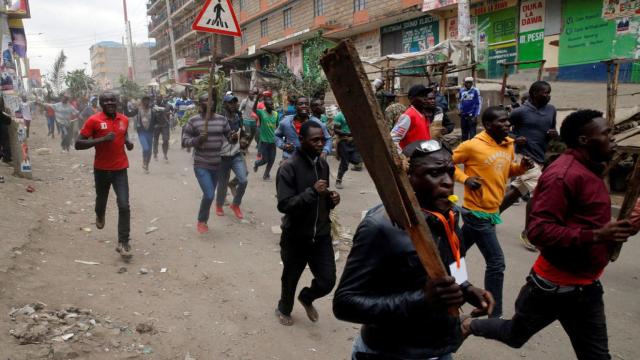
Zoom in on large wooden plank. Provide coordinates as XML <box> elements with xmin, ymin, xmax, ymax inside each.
<box><xmin>320</xmin><ymin>40</ymin><xmax>451</xmax><ymax>298</ymax></box>
<box><xmin>611</xmin><ymin>157</ymin><xmax>640</xmax><ymax>261</ymax></box>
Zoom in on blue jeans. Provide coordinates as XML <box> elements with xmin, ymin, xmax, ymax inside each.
<box><xmin>47</xmin><ymin>116</ymin><xmax>55</xmax><ymax>135</ymax></box>
<box><xmin>194</xmin><ymin>167</ymin><xmax>218</xmax><ymax>223</ymax></box>
<box><xmin>351</xmin><ymin>335</ymin><xmax>452</xmax><ymax>360</ymax></box>
<box><xmin>462</xmin><ymin>210</ymin><xmax>505</xmax><ymax>318</ymax></box>
<box><xmin>60</xmin><ymin>124</ymin><xmax>72</xmax><ymax>151</ymax></box>
<box><xmin>137</xmin><ymin>129</ymin><xmax>153</xmax><ymax>164</ymax></box>
<box><xmin>216</xmin><ymin>153</ymin><xmax>248</xmax><ymax>206</ymax></box>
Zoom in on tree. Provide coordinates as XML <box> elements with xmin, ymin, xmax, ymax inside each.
<box><xmin>65</xmin><ymin>69</ymin><xmax>95</xmax><ymax>100</ymax></box>
<box><xmin>48</xmin><ymin>50</ymin><xmax>67</xmax><ymax>97</ymax></box>
<box><xmin>179</xmin><ymin>70</ymin><xmax>228</xmax><ymax>126</ymax></box>
<box><xmin>118</xmin><ymin>75</ymin><xmax>143</xmax><ymax>99</ymax></box>
<box><xmin>265</xmin><ymin>32</ymin><xmax>331</xmax><ymax>100</ymax></box>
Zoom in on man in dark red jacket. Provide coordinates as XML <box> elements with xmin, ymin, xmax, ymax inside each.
<box><xmin>462</xmin><ymin>110</ymin><xmax>638</xmax><ymax>359</ymax></box>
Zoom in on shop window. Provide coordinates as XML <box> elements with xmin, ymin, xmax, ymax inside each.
<box><xmin>354</xmin><ymin>0</ymin><xmax>366</xmax><ymax>12</ymax></box>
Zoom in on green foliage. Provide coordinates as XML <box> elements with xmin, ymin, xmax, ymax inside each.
<box><xmin>301</xmin><ymin>33</ymin><xmax>331</xmax><ymax>99</ymax></box>
<box><xmin>64</xmin><ymin>69</ymin><xmax>95</xmax><ymax>100</ymax></box>
<box><xmin>118</xmin><ymin>75</ymin><xmax>144</xmax><ymax>99</ymax></box>
<box><xmin>42</xmin><ymin>81</ymin><xmax>55</xmax><ymax>102</ymax></box>
<box><xmin>179</xmin><ymin>69</ymin><xmax>228</xmax><ymax>126</ymax></box>
<box><xmin>265</xmin><ymin>32</ymin><xmax>331</xmax><ymax>100</ymax></box>
<box><xmin>48</xmin><ymin>50</ymin><xmax>67</xmax><ymax>97</ymax></box>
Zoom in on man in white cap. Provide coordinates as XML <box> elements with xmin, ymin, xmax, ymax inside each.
<box><xmin>458</xmin><ymin>77</ymin><xmax>481</xmax><ymax>141</ymax></box>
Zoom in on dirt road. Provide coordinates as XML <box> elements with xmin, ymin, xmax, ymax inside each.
<box><xmin>1</xmin><ymin>114</ymin><xmax>639</xmax><ymax>360</ymax></box>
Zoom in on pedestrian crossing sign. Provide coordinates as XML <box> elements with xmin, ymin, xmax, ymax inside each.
<box><xmin>192</xmin><ymin>0</ymin><xmax>242</xmax><ymax>37</ymax></box>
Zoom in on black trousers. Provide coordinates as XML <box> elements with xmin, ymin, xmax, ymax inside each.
<box><xmin>153</xmin><ymin>126</ymin><xmax>170</xmax><ymax>158</ymax></box>
<box><xmin>278</xmin><ymin>233</ymin><xmax>336</xmax><ymax>316</ymax></box>
<box><xmin>470</xmin><ymin>278</ymin><xmax>610</xmax><ymax>360</ymax></box>
<box><xmin>337</xmin><ymin>139</ymin><xmax>362</xmax><ymax>180</ymax></box>
<box><xmin>255</xmin><ymin>142</ymin><xmax>276</xmax><ymax>178</ymax></box>
<box><xmin>94</xmin><ymin>169</ymin><xmax>130</xmax><ymax>243</ymax></box>
<box><xmin>0</xmin><ymin>121</ymin><xmax>11</xmax><ymax>162</ymax></box>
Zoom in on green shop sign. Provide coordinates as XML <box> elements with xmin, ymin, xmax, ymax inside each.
<box><xmin>559</xmin><ymin>0</ymin><xmax>615</xmax><ymax>65</ymax></box>
<box><xmin>381</xmin><ymin>15</ymin><xmax>439</xmax><ymax>53</ymax></box>
<box><xmin>487</xmin><ymin>42</ymin><xmax>518</xmax><ymax>78</ymax></box>
<box><xmin>476</xmin><ymin>6</ymin><xmax>517</xmax><ymax>77</ymax></box>
<box><xmin>518</xmin><ymin>0</ymin><xmax>545</xmax><ymax>69</ymax></box>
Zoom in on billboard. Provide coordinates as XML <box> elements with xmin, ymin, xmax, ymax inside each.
<box><xmin>0</xmin><ymin>0</ymin><xmax>30</xmax><ymax>18</ymax></box>
<box><xmin>518</xmin><ymin>0</ymin><xmax>545</xmax><ymax>69</ymax></box>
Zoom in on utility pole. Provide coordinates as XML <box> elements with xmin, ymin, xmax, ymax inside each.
<box><xmin>123</xmin><ymin>0</ymin><xmax>136</xmax><ymax>81</ymax></box>
<box><xmin>457</xmin><ymin>0</ymin><xmax>471</xmax><ymax>39</ymax></box>
<box><xmin>165</xmin><ymin>0</ymin><xmax>180</xmax><ymax>82</ymax></box>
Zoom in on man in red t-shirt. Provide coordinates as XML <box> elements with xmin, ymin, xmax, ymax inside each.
<box><xmin>462</xmin><ymin>110</ymin><xmax>638</xmax><ymax>359</ymax></box>
<box><xmin>76</xmin><ymin>92</ymin><xmax>135</xmax><ymax>258</ymax></box>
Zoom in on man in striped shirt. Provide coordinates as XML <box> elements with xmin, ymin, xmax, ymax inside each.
<box><xmin>182</xmin><ymin>93</ymin><xmax>232</xmax><ymax>234</ymax></box>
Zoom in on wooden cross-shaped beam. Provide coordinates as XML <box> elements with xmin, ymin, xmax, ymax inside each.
<box><xmin>320</xmin><ymin>40</ymin><xmax>455</xmax><ymax>315</ymax></box>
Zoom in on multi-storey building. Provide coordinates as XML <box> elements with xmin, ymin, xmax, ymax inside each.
<box><xmin>223</xmin><ymin>0</ymin><xmax>429</xmax><ymax>73</ymax></box>
<box><xmin>223</xmin><ymin>0</ymin><xmax>639</xmax><ymax>83</ymax></box>
<box><xmin>146</xmin><ymin>0</ymin><xmax>234</xmax><ymax>85</ymax></box>
<box><xmin>89</xmin><ymin>41</ymin><xmax>153</xmax><ymax>90</ymax></box>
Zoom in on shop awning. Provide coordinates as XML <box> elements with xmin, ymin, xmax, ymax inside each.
<box><xmin>361</xmin><ymin>39</ymin><xmax>473</xmax><ymax>69</ymax></box>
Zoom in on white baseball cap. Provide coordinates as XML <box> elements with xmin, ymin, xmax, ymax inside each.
<box><xmin>464</xmin><ymin>77</ymin><xmax>474</xmax><ymax>82</ymax></box>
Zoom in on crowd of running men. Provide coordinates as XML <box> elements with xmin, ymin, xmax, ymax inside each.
<box><xmin>64</xmin><ymin>78</ymin><xmax>639</xmax><ymax>359</ymax></box>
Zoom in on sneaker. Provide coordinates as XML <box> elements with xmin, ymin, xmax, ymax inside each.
<box><xmin>116</xmin><ymin>242</ymin><xmax>132</xmax><ymax>258</ymax></box>
<box><xmin>96</xmin><ymin>215</ymin><xmax>105</xmax><ymax>230</ymax></box>
<box><xmin>197</xmin><ymin>222</ymin><xmax>209</xmax><ymax>234</ymax></box>
<box><xmin>520</xmin><ymin>232</ymin><xmax>537</xmax><ymax>252</ymax></box>
<box><xmin>215</xmin><ymin>206</ymin><xmax>224</xmax><ymax>216</ymax></box>
<box><xmin>351</xmin><ymin>163</ymin><xmax>363</xmax><ymax>171</ymax></box>
<box><xmin>263</xmin><ymin>175</ymin><xmax>271</xmax><ymax>181</ymax></box>
<box><xmin>229</xmin><ymin>204</ymin><xmax>244</xmax><ymax>219</ymax></box>
<box><xmin>335</xmin><ymin>180</ymin><xmax>343</xmax><ymax>189</ymax></box>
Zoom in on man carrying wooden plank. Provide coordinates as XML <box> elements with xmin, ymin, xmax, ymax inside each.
<box><xmin>334</xmin><ymin>140</ymin><xmax>494</xmax><ymax>359</ymax></box>
<box><xmin>462</xmin><ymin>110</ymin><xmax>638</xmax><ymax>359</ymax></box>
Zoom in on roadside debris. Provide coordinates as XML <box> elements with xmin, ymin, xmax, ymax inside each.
<box><xmin>74</xmin><ymin>260</ymin><xmax>100</xmax><ymax>265</ymax></box>
<box><xmin>145</xmin><ymin>226</ymin><xmax>159</xmax><ymax>234</ymax></box>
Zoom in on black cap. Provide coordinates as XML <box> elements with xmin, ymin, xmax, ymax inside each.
<box><xmin>407</xmin><ymin>85</ymin><xmax>432</xmax><ymax>98</ymax></box>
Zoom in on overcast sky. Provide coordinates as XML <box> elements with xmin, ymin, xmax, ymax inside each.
<box><xmin>24</xmin><ymin>0</ymin><xmax>151</xmax><ymax>77</ymax></box>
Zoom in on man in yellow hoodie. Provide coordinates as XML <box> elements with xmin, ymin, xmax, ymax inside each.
<box><xmin>453</xmin><ymin>106</ymin><xmax>533</xmax><ymax>318</ymax></box>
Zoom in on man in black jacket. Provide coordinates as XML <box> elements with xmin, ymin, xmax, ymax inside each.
<box><xmin>334</xmin><ymin>140</ymin><xmax>494</xmax><ymax>360</ymax></box>
<box><xmin>275</xmin><ymin>120</ymin><xmax>340</xmax><ymax>326</ymax></box>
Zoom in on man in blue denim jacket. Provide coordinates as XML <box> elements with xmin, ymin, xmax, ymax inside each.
<box><xmin>274</xmin><ymin>96</ymin><xmax>332</xmax><ymax>160</ymax></box>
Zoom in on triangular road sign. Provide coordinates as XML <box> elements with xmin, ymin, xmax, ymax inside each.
<box><xmin>192</xmin><ymin>0</ymin><xmax>242</xmax><ymax>37</ymax></box>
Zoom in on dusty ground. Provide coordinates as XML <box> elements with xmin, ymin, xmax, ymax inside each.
<box><xmin>1</xmin><ymin>104</ymin><xmax>639</xmax><ymax>359</ymax></box>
